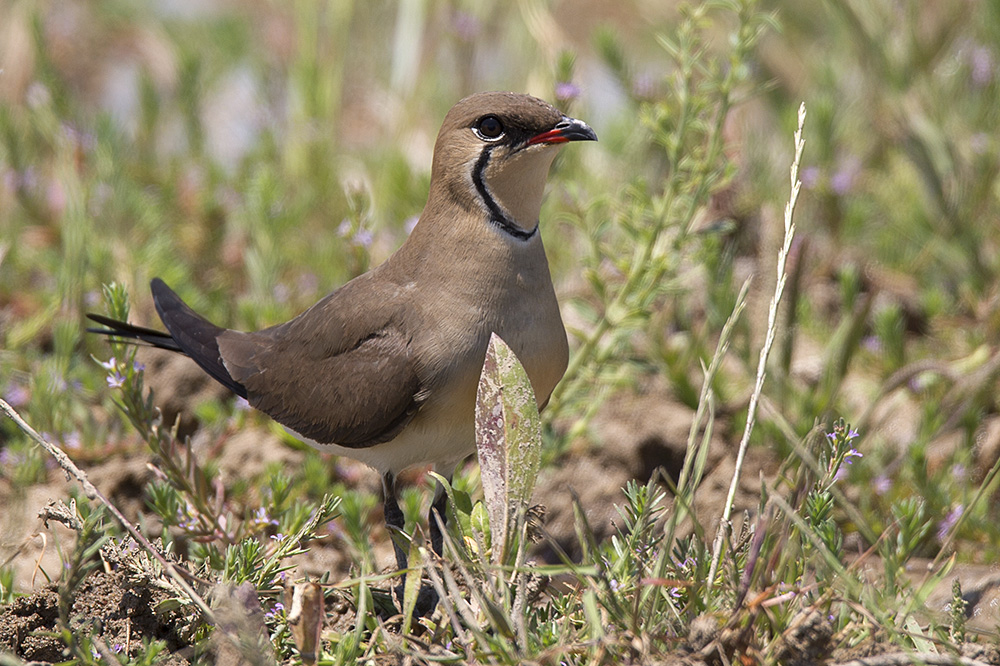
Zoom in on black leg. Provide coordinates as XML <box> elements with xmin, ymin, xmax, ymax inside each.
<box><xmin>381</xmin><ymin>471</ymin><xmax>445</xmax><ymax>617</ymax></box>
<box><xmin>428</xmin><ymin>480</ymin><xmax>449</xmax><ymax>558</ymax></box>
<box><xmin>381</xmin><ymin>472</ymin><xmax>408</xmax><ymax>572</ymax></box>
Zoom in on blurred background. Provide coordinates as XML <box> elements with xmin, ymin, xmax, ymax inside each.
<box><xmin>2</xmin><ymin>0</ymin><xmax>1000</xmax><ymax>592</ymax></box>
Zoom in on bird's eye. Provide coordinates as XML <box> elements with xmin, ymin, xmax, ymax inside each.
<box><xmin>474</xmin><ymin>115</ymin><xmax>505</xmax><ymax>140</ymax></box>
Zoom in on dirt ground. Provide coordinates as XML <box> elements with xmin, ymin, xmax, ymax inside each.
<box><xmin>3</xmin><ymin>349</ymin><xmax>1000</xmax><ymax>663</ymax></box>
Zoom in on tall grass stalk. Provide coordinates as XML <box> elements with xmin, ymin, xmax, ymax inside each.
<box><xmin>707</xmin><ymin>102</ymin><xmax>806</xmax><ymax>585</ymax></box>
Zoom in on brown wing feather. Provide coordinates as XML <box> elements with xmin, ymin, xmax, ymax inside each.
<box><xmin>216</xmin><ymin>274</ymin><xmax>426</xmax><ymax>448</ymax></box>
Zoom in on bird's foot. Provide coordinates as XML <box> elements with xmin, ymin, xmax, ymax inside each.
<box><xmin>393</xmin><ymin>580</ymin><xmax>440</xmax><ymax>618</ymax></box>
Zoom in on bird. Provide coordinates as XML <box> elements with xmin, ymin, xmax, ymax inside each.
<box><xmin>88</xmin><ymin>91</ymin><xmax>597</xmax><ymax>609</ymax></box>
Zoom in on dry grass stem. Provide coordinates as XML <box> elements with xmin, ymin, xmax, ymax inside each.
<box><xmin>708</xmin><ymin>102</ymin><xmax>807</xmax><ymax>585</ymax></box>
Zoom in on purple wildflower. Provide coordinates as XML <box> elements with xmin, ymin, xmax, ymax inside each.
<box><xmin>632</xmin><ymin>72</ymin><xmax>657</xmax><ymax>101</ymax></box>
<box><xmin>353</xmin><ymin>229</ymin><xmax>374</xmax><ymax>249</ymax></box>
<box><xmin>452</xmin><ymin>11</ymin><xmax>481</xmax><ymax>41</ymax></box>
<box><xmin>801</xmin><ymin>166</ymin><xmax>820</xmax><ymax>190</ymax></box>
<box><xmin>3</xmin><ymin>383</ymin><xmax>30</xmax><ymax>407</ymax></box>
<box><xmin>831</xmin><ymin>156</ymin><xmax>861</xmax><ymax>195</ymax></box>
<box><xmin>937</xmin><ymin>505</ymin><xmax>964</xmax><ymax>542</ymax></box>
<box><xmin>862</xmin><ymin>336</ymin><xmax>882</xmax><ymax>353</ymax></box>
<box><xmin>555</xmin><ymin>82</ymin><xmax>581</xmax><ymax>103</ymax></box>
<box><xmin>970</xmin><ymin>45</ymin><xmax>994</xmax><ymax>87</ymax></box>
<box><xmin>63</xmin><ymin>431</ymin><xmax>82</xmax><ymax>451</ymax></box>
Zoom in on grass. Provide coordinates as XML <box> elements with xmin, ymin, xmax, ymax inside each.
<box><xmin>2</xmin><ymin>0</ymin><xmax>1000</xmax><ymax>663</ymax></box>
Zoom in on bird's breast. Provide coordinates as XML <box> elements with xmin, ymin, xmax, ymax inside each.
<box><xmin>412</xmin><ymin>247</ymin><xmax>568</xmax><ymax>420</ymax></box>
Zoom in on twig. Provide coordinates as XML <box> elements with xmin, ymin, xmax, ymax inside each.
<box><xmin>829</xmin><ymin>654</ymin><xmax>992</xmax><ymax>666</ymax></box>
<box><xmin>707</xmin><ymin>102</ymin><xmax>806</xmax><ymax>585</ymax></box>
<box><xmin>0</xmin><ymin>397</ymin><xmax>217</xmax><ymax>624</ymax></box>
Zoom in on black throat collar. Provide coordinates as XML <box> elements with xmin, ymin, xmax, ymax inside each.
<box><xmin>471</xmin><ymin>146</ymin><xmax>539</xmax><ymax>241</ymax></box>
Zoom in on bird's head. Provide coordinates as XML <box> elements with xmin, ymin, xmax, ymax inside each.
<box><xmin>428</xmin><ymin>91</ymin><xmax>597</xmax><ymax>239</ymax></box>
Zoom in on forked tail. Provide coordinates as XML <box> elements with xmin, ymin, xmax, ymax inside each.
<box><xmin>87</xmin><ymin>278</ymin><xmax>248</xmax><ymax>398</ymax></box>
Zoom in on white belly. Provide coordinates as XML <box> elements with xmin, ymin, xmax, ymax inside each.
<box><xmin>289</xmin><ymin>396</ymin><xmax>475</xmax><ymax>477</ymax></box>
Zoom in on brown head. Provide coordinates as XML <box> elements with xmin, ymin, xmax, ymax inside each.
<box><xmin>425</xmin><ymin>91</ymin><xmax>597</xmax><ymax>239</ymax></box>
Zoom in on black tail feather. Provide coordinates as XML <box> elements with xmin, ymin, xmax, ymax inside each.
<box><xmin>149</xmin><ymin>279</ymin><xmax>248</xmax><ymax>398</ymax></box>
<box><xmin>86</xmin><ymin>313</ymin><xmax>184</xmax><ymax>353</ymax></box>
<box><xmin>86</xmin><ymin>279</ymin><xmax>248</xmax><ymax>399</ymax></box>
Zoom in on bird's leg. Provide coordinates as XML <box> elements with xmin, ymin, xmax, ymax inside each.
<box><xmin>383</xmin><ymin>471</ymin><xmax>441</xmax><ymax>616</ymax></box>
<box><xmin>428</xmin><ymin>478</ymin><xmax>450</xmax><ymax>558</ymax></box>
<box><xmin>381</xmin><ymin>472</ymin><xmax>408</xmax><ymax>572</ymax></box>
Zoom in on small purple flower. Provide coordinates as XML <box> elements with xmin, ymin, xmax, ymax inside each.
<box><xmin>270</xmin><ymin>533</ymin><xmax>286</xmax><ymax>543</ymax></box>
<box><xmin>3</xmin><ymin>383</ymin><xmax>30</xmax><ymax>407</ymax></box>
<box><xmin>831</xmin><ymin>156</ymin><xmax>861</xmax><ymax>196</ymax></box>
<box><xmin>133</xmin><ymin>361</ymin><xmax>145</xmax><ymax>373</ymax></box>
<box><xmin>99</xmin><ymin>357</ymin><xmax>117</xmax><ymax>371</ymax></box>
<box><xmin>353</xmin><ymin>229</ymin><xmax>374</xmax><ymax>249</ymax></box>
<box><xmin>952</xmin><ymin>463</ymin><xmax>967</xmax><ymax>482</ymax></box>
<box><xmin>862</xmin><ymin>336</ymin><xmax>882</xmax><ymax>353</ymax></box>
<box><xmin>668</xmin><ymin>586</ymin><xmax>682</xmax><ymax>598</ymax></box>
<box><xmin>63</xmin><ymin>431</ymin><xmax>82</xmax><ymax>451</ymax></box>
<box><xmin>632</xmin><ymin>72</ymin><xmax>657</xmax><ymax>101</ymax></box>
<box><xmin>18</xmin><ymin>166</ymin><xmax>38</xmax><ymax>192</ymax></box>
<box><xmin>801</xmin><ymin>166</ymin><xmax>820</xmax><ymax>190</ymax></box>
<box><xmin>874</xmin><ymin>475</ymin><xmax>891</xmax><ymax>495</ymax></box>
<box><xmin>452</xmin><ymin>10</ymin><xmax>481</xmax><ymax>41</ymax></box>
<box><xmin>264</xmin><ymin>601</ymin><xmax>285</xmax><ymax>620</ymax></box>
<box><xmin>62</xmin><ymin>123</ymin><xmax>96</xmax><ymax>152</ymax></box>
<box><xmin>844</xmin><ymin>448</ymin><xmax>863</xmax><ymax>464</ymax></box>
<box><xmin>106</xmin><ymin>372</ymin><xmax>126</xmax><ymax>389</ymax></box>
<box><xmin>937</xmin><ymin>505</ymin><xmax>964</xmax><ymax>542</ymax></box>
<box><xmin>969</xmin><ymin>45</ymin><xmax>994</xmax><ymax>88</ymax></box>
<box><xmin>251</xmin><ymin>507</ymin><xmax>279</xmax><ymax>527</ymax></box>
<box><xmin>234</xmin><ymin>396</ymin><xmax>251</xmax><ymax>412</ymax></box>
<box><xmin>555</xmin><ymin>82</ymin><xmax>581</xmax><ymax>103</ymax></box>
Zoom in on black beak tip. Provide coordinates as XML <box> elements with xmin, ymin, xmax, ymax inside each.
<box><xmin>556</xmin><ymin>117</ymin><xmax>598</xmax><ymax>142</ymax></box>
